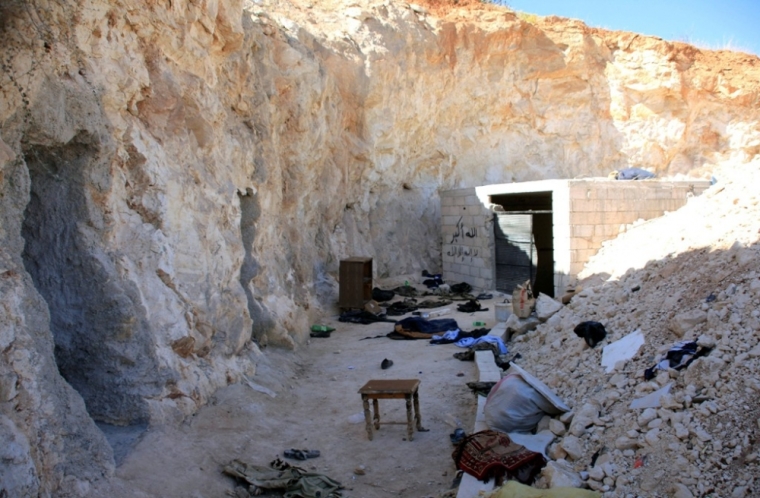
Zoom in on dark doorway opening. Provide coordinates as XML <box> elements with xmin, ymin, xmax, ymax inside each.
<box><xmin>490</xmin><ymin>192</ymin><xmax>554</xmax><ymax>297</ymax></box>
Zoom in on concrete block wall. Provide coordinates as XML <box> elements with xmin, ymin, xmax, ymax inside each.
<box><xmin>567</xmin><ymin>180</ymin><xmax>711</xmax><ymax>276</ymax></box>
<box><xmin>441</xmin><ymin>188</ymin><xmax>495</xmax><ymax>290</ymax></box>
<box><xmin>442</xmin><ymin>179</ymin><xmax>710</xmax><ymax>295</ymax></box>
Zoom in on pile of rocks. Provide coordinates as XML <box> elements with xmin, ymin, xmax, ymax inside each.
<box><xmin>504</xmin><ymin>158</ymin><xmax>760</xmax><ymax>498</ymax></box>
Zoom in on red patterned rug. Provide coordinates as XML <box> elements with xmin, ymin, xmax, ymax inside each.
<box><xmin>452</xmin><ymin>430</ymin><xmax>546</xmax><ymax>484</ymax></box>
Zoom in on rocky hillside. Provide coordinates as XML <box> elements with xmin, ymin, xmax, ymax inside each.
<box><xmin>509</xmin><ymin>157</ymin><xmax>760</xmax><ymax>497</ymax></box>
<box><xmin>0</xmin><ymin>0</ymin><xmax>759</xmax><ymax>494</ymax></box>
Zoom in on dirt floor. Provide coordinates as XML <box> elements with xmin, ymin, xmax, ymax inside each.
<box><xmin>94</xmin><ymin>291</ymin><xmax>504</xmax><ymax>498</ymax></box>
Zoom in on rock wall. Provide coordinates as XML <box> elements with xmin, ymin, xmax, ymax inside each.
<box><xmin>0</xmin><ymin>0</ymin><xmax>759</xmax><ymax>493</ymax></box>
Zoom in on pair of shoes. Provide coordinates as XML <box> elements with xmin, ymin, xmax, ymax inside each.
<box><xmin>381</xmin><ymin>358</ymin><xmax>393</xmax><ymax>369</ymax></box>
<box><xmin>283</xmin><ymin>449</ymin><xmax>320</xmax><ymax>460</ymax></box>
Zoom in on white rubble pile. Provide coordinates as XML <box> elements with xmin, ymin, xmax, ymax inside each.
<box><xmin>508</xmin><ymin>158</ymin><xmax>760</xmax><ymax>498</ymax></box>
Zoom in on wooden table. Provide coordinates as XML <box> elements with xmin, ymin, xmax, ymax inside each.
<box><xmin>358</xmin><ymin>379</ymin><xmax>423</xmax><ymax>441</ymax></box>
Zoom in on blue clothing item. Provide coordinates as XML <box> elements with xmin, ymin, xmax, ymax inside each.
<box><xmin>616</xmin><ymin>167</ymin><xmax>655</xmax><ymax>180</ymax></box>
<box><xmin>394</xmin><ymin>316</ymin><xmax>460</xmax><ymax>334</ymax></box>
<box><xmin>432</xmin><ymin>330</ymin><xmax>460</xmax><ymax>341</ymax></box>
<box><xmin>455</xmin><ymin>335</ymin><xmax>508</xmax><ymax>355</ymax></box>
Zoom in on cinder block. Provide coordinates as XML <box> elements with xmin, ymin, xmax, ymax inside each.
<box><xmin>472</xmin><ymin>214</ymin><xmax>487</xmax><ymax>227</ymax></box>
<box><xmin>570</xmin><ymin>262</ymin><xmax>585</xmax><ymax>275</ymax></box>
<box><xmin>654</xmin><ymin>188</ymin><xmax>675</xmax><ymax>199</ymax></box>
<box><xmin>573</xmin><ymin>248</ymin><xmax>595</xmax><ymax>263</ymax></box>
<box><xmin>571</xmin><ymin>237</ymin><xmax>592</xmax><ymax>250</ymax></box>
<box><xmin>480</xmin><ymin>267</ymin><xmax>493</xmax><ymax>278</ymax></box>
<box><xmin>595</xmin><ymin>224</ymin><xmax>619</xmax><ymax>237</ymax></box>
<box><xmin>570</xmin><ymin>187</ymin><xmax>591</xmax><ymax>199</ymax></box>
<box><xmin>442</xmin><ymin>215</ymin><xmax>460</xmax><ymax>226</ymax></box>
<box><xmin>459</xmin><ymin>215</ymin><xmax>473</xmax><ymax>227</ymax></box>
<box><xmin>447</xmin><ymin>188</ymin><xmax>474</xmax><ymax>198</ymax></box>
<box><xmin>571</xmin><ymin>199</ymin><xmax>592</xmax><ymax>212</ymax></box>
<box><xmin>465</xmin><ymin>195</ymin><xmax>481</xmax><ymax>206</ymax></box>
<box><xmin>570</xmin><ymin>211</ymin><xmax>604</xmax><ymax>225</ymax></box>
<box><xmin>470</xmin><ymin>257</ymin><xmax>485</xmax><ymax>268</ymax></box>
<box><xmin>589</xmin><ymin>236</ymin><xmax>606</xmax><ymax>249</ymax></box>
<box><xmin>572</xmin><ymin>224</ymin><xmax>595</xmax><ymax>237</ymax></box>
<box><xmin>605</xmin><ymin>188</ymin><xmax>624</xmax><ymax>201</ymax></box>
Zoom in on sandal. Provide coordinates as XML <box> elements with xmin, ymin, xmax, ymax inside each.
<box><xmin>283</xmin><ymin>449</ymin><xmax>320</xmax><ymax>460</ymax></box>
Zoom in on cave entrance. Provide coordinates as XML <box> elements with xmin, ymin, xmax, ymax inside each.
<box><xmin>490</xmin><ymin>192</ymin><xmax>554</xmax><ymax>297</ymax></box>
<box><xmin>20</xmin><ymin>137</ymin><xmax>97</xmax><ymax>411</ymax></box>
<box><xmin>20</xmin><ymin>134</ymin><xmax>154</xmax><ymax>425</ymax></box>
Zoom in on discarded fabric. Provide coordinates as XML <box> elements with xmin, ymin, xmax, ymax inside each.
<box><xmin>338</xmin><ymin>310</ymin><xmax>394</xmax><ymax>325</ymax></box>
<box><xmin>466</xmin><ymin>381</ymin><xmax>496</xmax><ymax>397</ymax></box>
<box><xmin>388</xmin><ymin>317</ymin><xmax>461</xmax><ymax>340</ymax></box>
<box><xmin>573</xmin><ymin>321</ymin><xmax>607</xmax><ymax>348</ymax></box>
<box><xmin>614</xmin><ymin>167</ymin><xmax>655</xmax><ymax>180</ymax></box>
<box><xmin>423</xmin><ymin>274</ymin><xmax>444</xmax><ymax>288</ymax></box>
<box><xmin>222</xmin><ymin>458</ymin><xmax>342</xmax><ymax>498</ymax></box>
<box><xmin>385</xmin><ymin>298</ymin><xmax>419</xmax><ymax>316</ymax></box>
<box><xmin>371</xmin><ymin>287</ymin><xmax>395</xmax><ymax>302</ymax></box>
<box><xmin>450</xmin><ymin>282</ymin><xmax>473</xmax><ymax>294</ymax></box>
<box><xmin>601</xmin><ymin>329</ymin><xmax>645</xmax><ymax>373</ymax></box>
<box><xmin>644</xmin><ymin>340</ymin><xmax>711</xmax><ymax>380</ymax></box>
<box><xmin>457</xmin><ymin>299</ymin><xmax>489</xmax><ymax>313</ymax></box>
<box><xmin>430</xmin><ymin>330</ymin><xmax>462</xmax><ymax>343</ymax></box>
<box><xmin>455</xmin><ymin>335</ymin><xmax>508</xmax><ymax>355</ymax></box>
<box><xmin>416</xmin><ymin>298</ymin><xmax>453</xmax><ymax>309</ymax></box>
<box><xmin>392</xmin><ymin>285</ymin><xmax>419</xmax><ymax>297</ymax></box>
<box><xmin>395</xmin><ymin>316</ymin><xmax>459</xmax><ymax>333</ymax></box>
<box><xmin>452</xmin><ymin>430</ymin><xmax>546</xmax><ymax>484</ymax></box>
<box><xmin>487</xmin><ymin>480</ymin><xmax>600</xmax><ymax>498</ymax></box>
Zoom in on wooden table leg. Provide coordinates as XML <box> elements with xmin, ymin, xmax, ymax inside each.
<box><xmin>405</xmin><ymin>394</ymin><xmax>414</xmax><ymax>441</ymax></box>
<box><xmin>413</xmin><ymin>390</ymin><xmax>422</xmax><ymax>431</ymax></box>
<box><xmin>362</xmin><ymin>395</ymin><xmax>373</xmax><ymax>440</ymax></box>
<box><xmin>372</xmin><ymin>398</ymin><xmax>380</xmax><ymax>430</ymax></box>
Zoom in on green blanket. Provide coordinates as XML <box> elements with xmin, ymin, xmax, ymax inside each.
<box><xmin>223</xmin><ymin>459</ymin><xmax>343</xmax><ymax>498</ymax></box>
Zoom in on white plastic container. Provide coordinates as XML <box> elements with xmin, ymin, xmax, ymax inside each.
<box><xmin>494</xmin><ymin>302</ymin><xmax>511</xmax><ymax>322</ymax></box>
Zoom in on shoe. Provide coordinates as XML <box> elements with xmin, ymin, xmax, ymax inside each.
<box><xmin>456</xmin><ymin>300</ymin><xmax>482</xmax><ymax>312</ymax></box>
<box><xmin>450</xmin><ymin>428</ymin><xmax>466</xmax><ymax>444</ymax></box>
<box><xmin>381</xmin><ymin>358</ymin><xmax>393</xmax><ymax>369</ymax></box>
<box><xmin>284</xmin><ymin>449</ymin><xmax>320</xmax><ymax>460</ymax></box>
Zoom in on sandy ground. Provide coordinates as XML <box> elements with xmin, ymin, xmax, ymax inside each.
<box><xmin>94</xmin><ymin>293</ymin><xmax>504</xmax><ymax>498</ymax></box>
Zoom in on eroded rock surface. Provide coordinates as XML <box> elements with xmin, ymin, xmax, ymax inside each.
<box><xmin>1</xmin><ymin>0</ymin><xmax>759</xmax><ymax>493</ymax></box>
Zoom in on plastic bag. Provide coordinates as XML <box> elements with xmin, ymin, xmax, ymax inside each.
<box><xmin>484</xmin><ymin>364</ymin><xmax>569</xmax><ymax>434</ymax></box>
<box><xmin>484</xmin><ymin>376</ymin><xmax>556</xmax><ymax>433</ymax></box>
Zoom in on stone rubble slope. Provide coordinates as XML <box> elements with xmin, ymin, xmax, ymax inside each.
<box><xmin>507</xmin><ymin>157</ymin><xmax>760</xmax><ymax>497</ymax></box>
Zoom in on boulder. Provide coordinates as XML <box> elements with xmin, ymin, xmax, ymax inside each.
<box><xmin>541</xmin><ymin>460</ymin><xmax>584</xmax><ymax>488</ymax></box>
<box><xmin>669</xmin><ymin>310</ymin><xmax>707</xmax><ymax>337</ymax></box>
<box><xmin>535</xmin><ymin>293</ymin><xmax>563</xmax><ymax>322</ymax></box>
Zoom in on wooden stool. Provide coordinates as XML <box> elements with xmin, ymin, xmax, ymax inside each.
<box><xmin>358</xmin><ymin>379</ymin><xmax>423</xmax><ymax>441</ymax></box>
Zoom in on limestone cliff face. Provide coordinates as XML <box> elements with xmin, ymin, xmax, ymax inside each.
<box><xmin>0</xmin><ymin>0</ymin><xmax>759</xmax><ymax>493</ymax></box>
